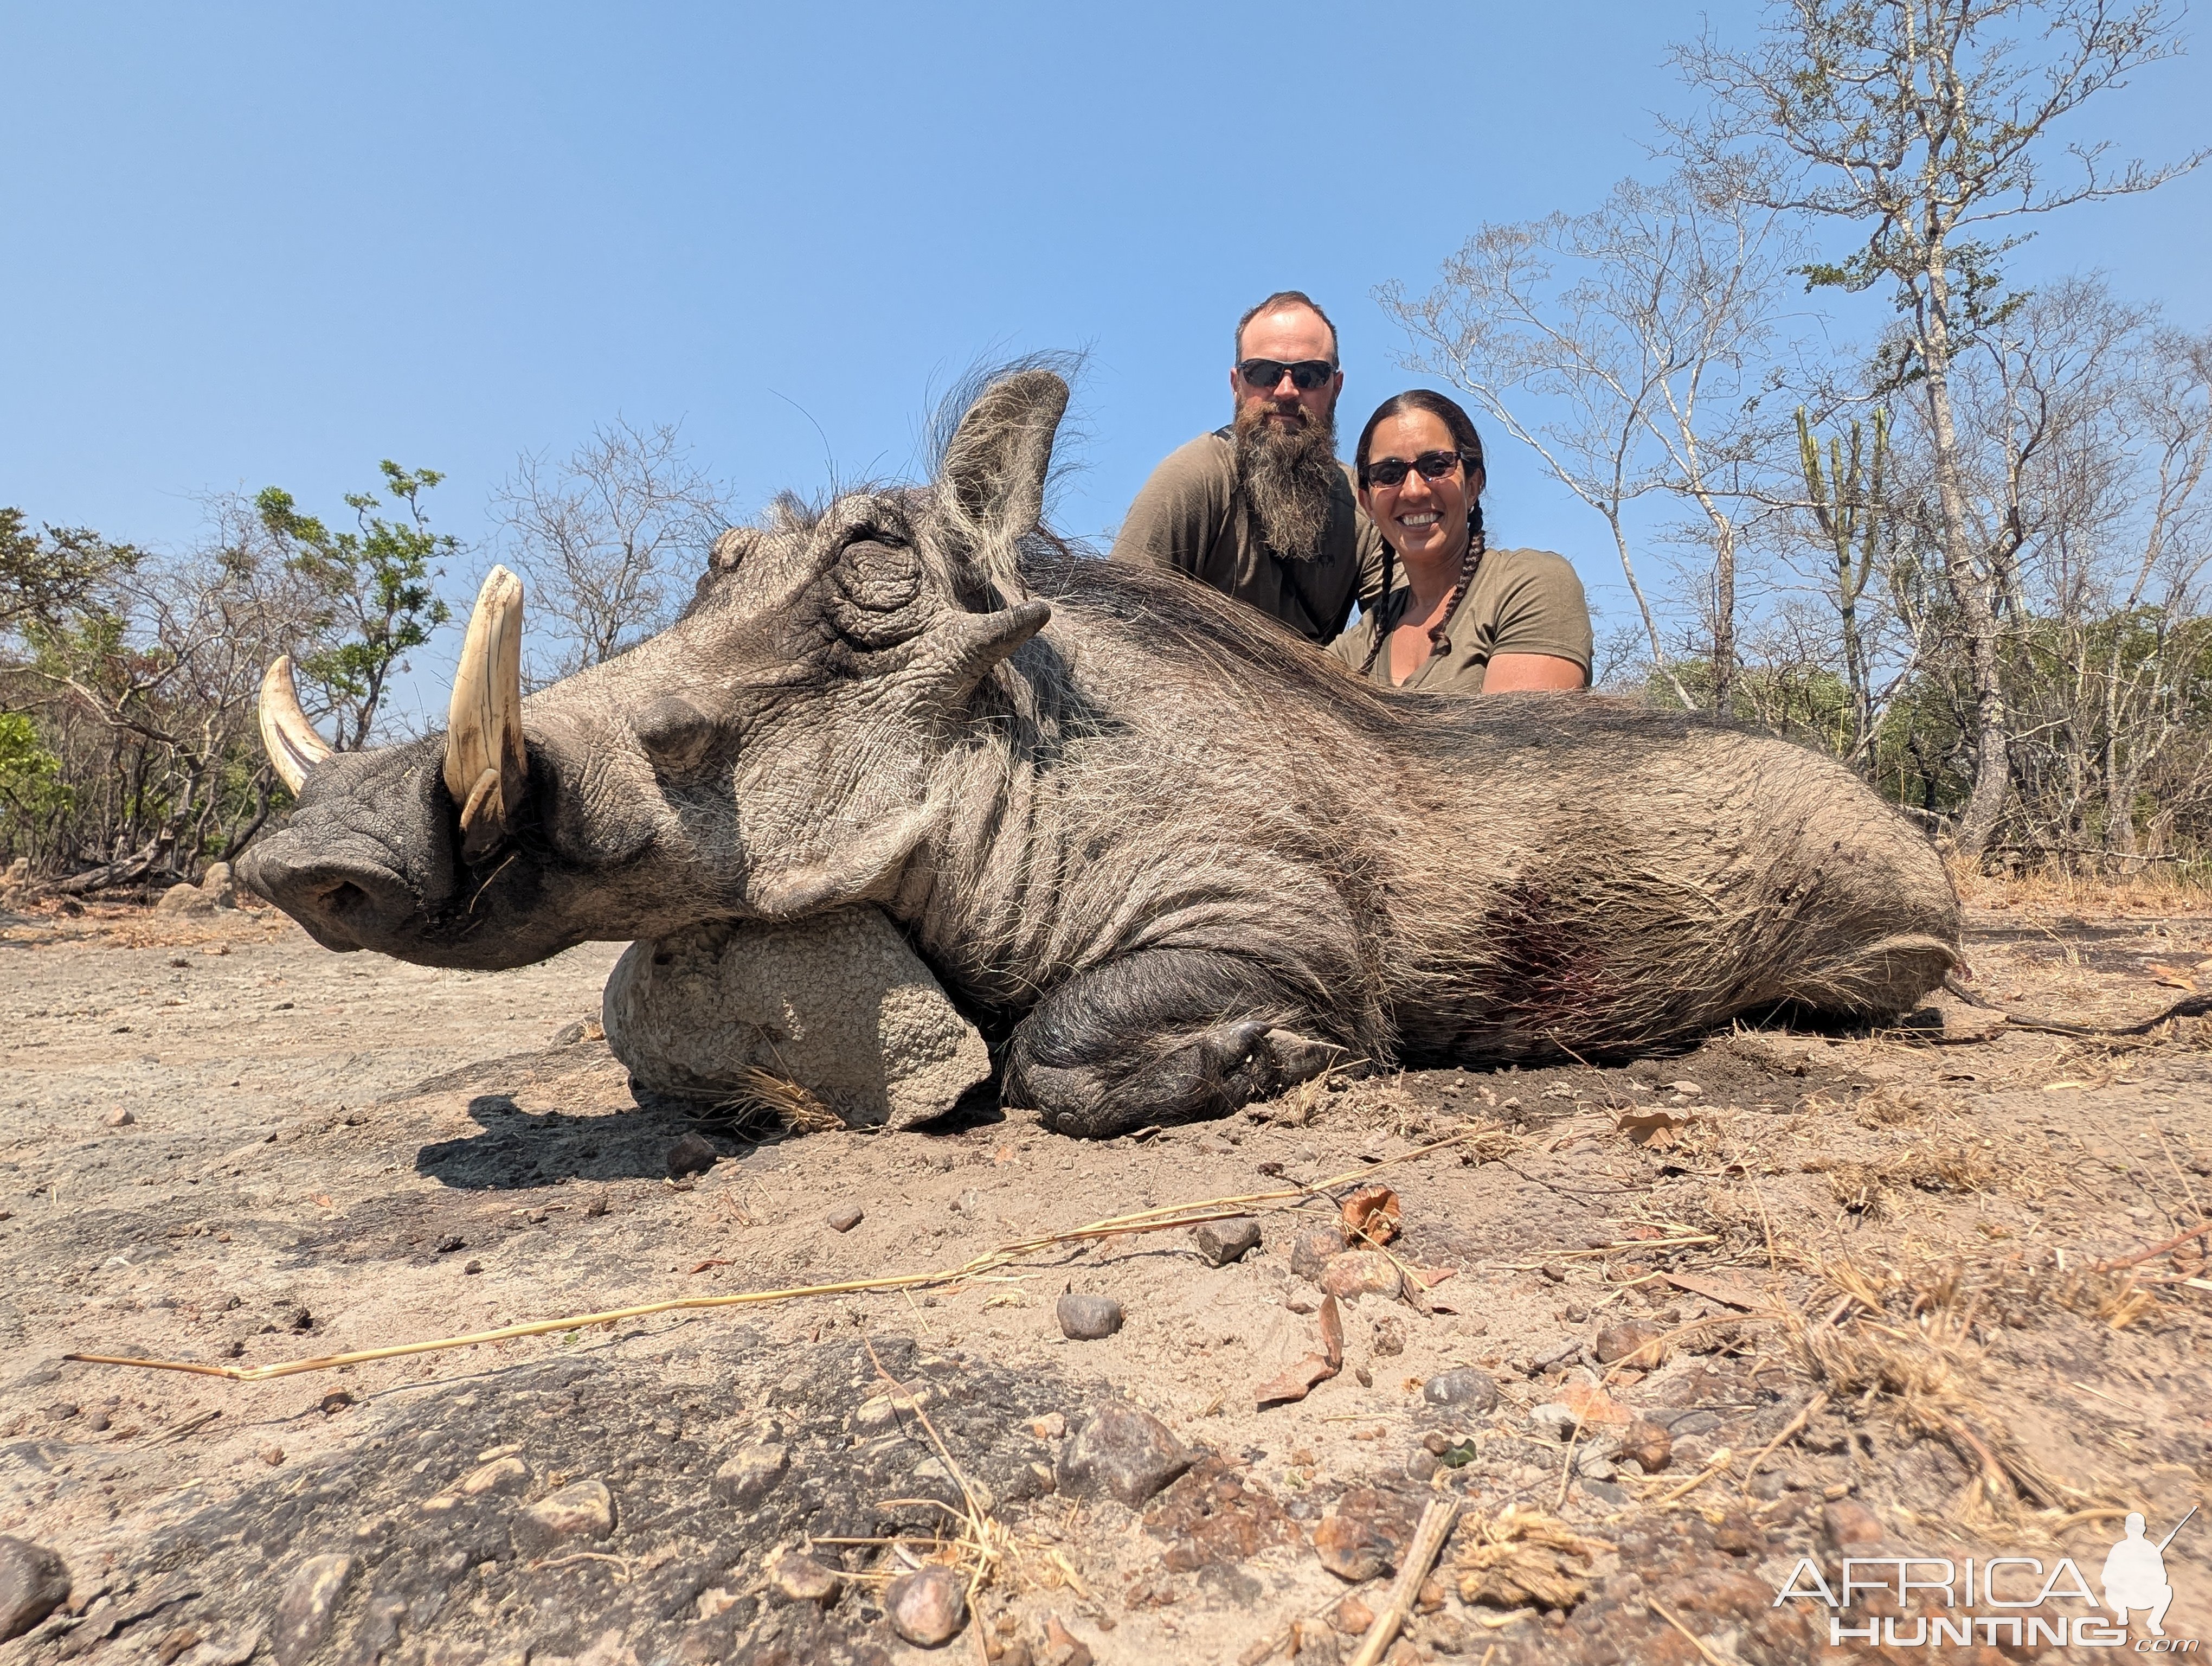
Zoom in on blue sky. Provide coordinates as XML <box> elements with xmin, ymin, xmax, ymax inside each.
<box><xmin>4</xmin><ymin>2</ymin><xmax>2207</xmax><ymax>720</ymax></box>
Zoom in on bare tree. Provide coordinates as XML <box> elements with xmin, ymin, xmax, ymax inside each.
<box><xmin>10</xmin><ymin>502</ymin><xmax>337</xmax><ymax>884</ymax></box>
<box><xmin>1382</xmin><ymin>165</ymin><xmax>1798</xmax><ymax>712</ymax></box>
<box><xmin>1674</xmin><ymin>0</ymin><xmax>2207</xmax><ymax>856</ymax></box>
<box><xmin>494</xmin><ymin>418</ymin><xmax>726</xmax><ymax>680</ymax></box>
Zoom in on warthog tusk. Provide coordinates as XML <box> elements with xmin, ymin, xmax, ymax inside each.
<box><xmin>443</xmin><ymin>566</ymin><xmax>528</xmax><ymax>862</ymax></box>
<box><xmin>258</xmin><ymin>656</ymin><xmax>333</xmax><ymax>793</ymax></box>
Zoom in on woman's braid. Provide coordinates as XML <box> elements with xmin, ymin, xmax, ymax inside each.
<box><xmin>1427</xmin><ymin>502</ymin><xmax>1486</xmax><ymax>657</ymax></box>
<box><xmin>1355</xmin><ymin>543</ymin><xmax>1397</xmax><ymax>676</ymax></box>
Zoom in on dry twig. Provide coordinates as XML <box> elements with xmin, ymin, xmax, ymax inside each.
<box><xmin>1349</xmin><ymin>1498</ymin><xmax>1459</xmax><ymax>1666</ymax></box>
<box><xmin>68</xmin><ymin>1131</ymin><xmax>1484</xmax><ymax>1382</ymax></box>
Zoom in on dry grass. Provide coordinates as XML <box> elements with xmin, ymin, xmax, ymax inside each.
<box><xmin>1791</xmin><ymin>1252</ymin><xmax>2153</xmax><ymax>1523</ymax></box>
<box><xmin>1947</xmin><ymin>857</ymin><xmax>2212</xmax><ymax>916</ymax></box>
<box><xmin>704</xmin><ymin>1066</ymin><xmax>844</xmax><ymax>1136</ymax></box>
<box><xmin>1453</xmin><ymin>1507</ymin><xmax>1612</xmax><ymax>1612</ymax></box>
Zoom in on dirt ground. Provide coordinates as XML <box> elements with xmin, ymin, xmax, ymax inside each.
<box><xmin>2</xmin><ymin>894</ymin><xmax>2210</xmax><ymax>1665</ymax></box>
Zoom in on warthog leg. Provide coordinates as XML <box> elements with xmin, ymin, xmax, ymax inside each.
<box><xmin>1000</xmin><ymin>948</ymin><xmax>1350</xmax><ymax>1139</ymax></box>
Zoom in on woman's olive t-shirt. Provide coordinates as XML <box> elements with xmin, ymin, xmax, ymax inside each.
<box><xmin>1326</xmin><ymin>546</ymin><xmax>1593</xmax><ymax>693</ymax></box>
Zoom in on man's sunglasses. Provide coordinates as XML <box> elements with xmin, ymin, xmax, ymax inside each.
<box><xmin>1359</xmin><ymin>450</ymin><xmax>1480</xmax><ymax>489</ymax></box>
<box><xmin>1237</xmin><ymin>357</ymin><xmax>1337</xmax><ymax>393</ymax></box>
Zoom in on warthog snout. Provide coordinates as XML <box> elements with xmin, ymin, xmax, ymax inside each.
<box><xmin>239</xmin><ymin>835</ymin><xmax>415</xmax><ymax>953</ymax></box>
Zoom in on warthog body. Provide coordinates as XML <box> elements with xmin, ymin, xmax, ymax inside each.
<box><xmin>242</xmin><ymin>371</ymin><xmax>1957</xmax><ymax>1137</ymax></box>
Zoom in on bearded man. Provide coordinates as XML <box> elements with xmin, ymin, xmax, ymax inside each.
<box><xmin>1110</xmin><ymin>291</ymin><xmax>1388</xmax><ymax>642</ymax></box>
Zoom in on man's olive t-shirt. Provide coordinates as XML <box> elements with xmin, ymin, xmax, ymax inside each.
<box><xmin>1109</xmin><ymin>431</ymin><xmax>1390</xmax><ymax>643</ymax></box>
<box><xmin>1326</xmin><ymin>547</ymin><xmax>1592</xmax><ymax>694</ymax></box>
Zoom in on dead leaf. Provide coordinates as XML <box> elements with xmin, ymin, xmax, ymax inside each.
<box><xmin>688</xmin><ymin>1258</ymin><xmax>733</xmax><ymax>1274</ymax></box>
<box><xmin>2147</xmin><ymin>964</ymin><xmax>2200</xmax><ymax>994</ymax></box>
<box><xmin>310</xmin><ymin>1193</ymin><xmax>335</xmax><ymax>1209</ymax></box>
<box><xmin>1257</xmin><ymin>1295</ymin><xmax>1343</xmax><ymax>1407</ymax></box>
<box><xmin>1340</xmin><ymin>1184</ymin><xmax>1401</xmax><ymax>1246</ymax></box>
<box><xmin>1660</xmin><ymin>1271</ymin><xmax>1765</xmax><ymax>1311</ymax></box>
<box><xmin>1616</xmin><ymin>1108</ymin><xmax>1687</xmax><ymax>1148</ymax></box>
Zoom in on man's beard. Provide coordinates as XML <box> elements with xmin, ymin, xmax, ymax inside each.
<box><xmin>1233</xmin><ymin>401</ymin><xmax>1339</xmax><ymax>563</ymax></box>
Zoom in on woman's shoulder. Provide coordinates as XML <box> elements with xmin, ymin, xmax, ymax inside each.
<box><xmin>1325</xmin><ymin>606</ymin><xmax>1378</xmax><ymax>664</ymax></box>
<box><xmin>1478</xmin><ymin>546</ymin><xmax>1587</xmax><ymax>599</ymax></box>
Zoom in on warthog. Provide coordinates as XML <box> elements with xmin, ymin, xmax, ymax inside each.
<box><xmin>241</xmin><ymin>370</ymin><xmax>1958</xmax><ymax>1137</ymax></box>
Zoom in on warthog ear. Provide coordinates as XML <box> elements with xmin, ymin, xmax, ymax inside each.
<box><xmin>936</xmin><ymin>369</ymin><xmax>1069</xmax><ymax>597</ymax></box>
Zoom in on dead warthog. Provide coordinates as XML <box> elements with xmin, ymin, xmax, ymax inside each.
<box><xmin>241</xmin><ymin>369</ymin><xmax>1957</xmax><ymax>1138</ymax></box>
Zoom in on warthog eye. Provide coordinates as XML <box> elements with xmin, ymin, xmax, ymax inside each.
<box><xmin>831</xmin><ymin>537</ymin><xmax>924</xmax><ymax>648</ymax></box>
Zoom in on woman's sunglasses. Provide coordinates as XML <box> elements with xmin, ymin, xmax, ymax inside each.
<box><xmin>1359</xmin><ymin>450</ymin><xmax>1479</xmax><ymax>489</ymax></box>
<box><xmin>1236</xmin><ymin>357</ymin><xmax>1337</xmax><ymax>392</ymax></box>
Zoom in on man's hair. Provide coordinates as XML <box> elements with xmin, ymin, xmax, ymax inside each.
<box><xmin>1234</xmin><ymin>291</ymin><xmax>1339</xmax><ymax>366</ymax></box>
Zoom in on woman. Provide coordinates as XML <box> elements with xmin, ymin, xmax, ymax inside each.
<box><xmin>1328</xmin><ymin>390</ymin><xmax>1592</xmax><ymax>693</ymax></box>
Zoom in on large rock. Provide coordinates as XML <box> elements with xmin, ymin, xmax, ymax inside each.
<box><xmin>602</xmin><ymin>908</ymin><xmax>991</xmax><ymax>1130</ymax></box>
<box><xmin>155</xmin><ymin>862</ymin><xmax>237</xmax><ymax>915</ymax></box>
<box><xmin>0</xmin><ymin>1535</ymin><xmax>69</xmax><ymax>1642</ymax></box>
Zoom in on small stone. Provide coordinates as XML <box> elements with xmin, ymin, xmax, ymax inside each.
<box><xmin>666</xmin><ymin>1133</ymin><xmax>718</xmax><ymax>1179</ymax></box>
<box><xmin>0</xmin><ymin>1536</ymin><xmax>70</xmax><ymax>1643</ymax></box>
<box><xmin>1594</xmin><ymin>1321</ymin><xmax>1663</xmax><ymax>1366</ymax></box>
<box><xmin>826</xmin><ymin>1204</ymin><xmax>864</xmax><ymax>1233</ymax></box>
<box><xmin>953</xmin><ymin>1188</ymin><xmax>982</xmax><ymax>1216</ymax></box>
<box><xmin>1422</xmin><ymin>1368</ymin><xmax>1500</xmax><ymax>1412</ymax></box>
<box><xmin>854</xmin><ymin>1388</ymin><xmax>937</xmax><ymax>1436</ymax></box>
<box><xmin>552</xmin><ymin>1021</ymin><xmax>588</xmax><ymax>1047</ymax></box>
<box><xmin>511</xmin><ymin>1478</ymin><xmax>615</xmax><ymax>1556</ymax></box>
<box><xmin>1041</xmin><ymin>1615</ymin><xmax>1092</xmax><ymax>1666</ymax></box>
<box><xmin>1331</xmin><ymin>1595</ymin><xmax>1375</xmax><ymax>1635</ymax></box>
<box><xmin>459</xmin><ymin>1455</ymin><xmax>529</xmax><ymax>1496</ymax></box>
<box><xmin>697</xmin><ymin>1586</ymin><xmax>738</xmax><ymax>1619</ymax></box>
<box><xmin>434</xmin><ymin>1234</ymin><xmax>464</xmax><ymax>1254</ymax></box>
<box><xmin>1056</xmin><ymin>1293</ymin><xmax>1123</xmax><ymax>1341</ymax></box>
<box><xmin>462</xmin><ymin>1260</ymin><xmax>483</xmax><ymax>1274</ymax></box>
<box><xmin>1194</xmin><ymin>1216</ymin><xmax>1262</xmax><ymax>1267</ymax></box>
<box><xmin>269</xmin><ymin>1554</ymin><xmax>357</xmax><ymax>1666</ymax></box>
<box><xmin>1320</xmin><ymin>1251</ymin><xmax>1400</xmax><ymax>1300</ymax></box>
<box><xmin>1670</xmin><ymin>1080</ymin><xmax>1704</xmax><ymax>1095</ymax></box>
<box><xmin>1538</xmin><ymin>1263</ymin><xmax>1568</xmax><ymax>1283</ymax></box>
<box><xmin>766</xmin><ymin>1548</ymin><xmax>840</xmax><ymax>1603</ymax></box>
<box><xmin>1312</xmin><ymin>1488</ymin><xmax>1417</xmax><ymax>1581</ymax></box>
<box><xmin>1619</xmin><ymin>1419</ymin><xmax>1672</xmax><ymax>1472</ymax></box>
<box><xmin>1371</xmin><ymin>1316</ymin><xmax>1406</xmax><ymax>1357</ymax></box>
<box><xmin>711</xmin><ymin>1444</ymin><xmax>788</xmax><ymax>1508</ymax></box>
<box><xmin>259</xmin><ymin>1446</ymin><xmax>286</xmax><ymax>1466</ymax></box>
<box><xmin>1290</xmin><ymin>1225</ymin><xmax>1349</xmax><ymax>1281</ymax></box>
<box><xmin>104</xmin><ymin>1107</ymin><xmax>136</xmax><ymax>1128</ymax></box>
<box><xmin>884</xmin><ymin>1564</ymin><xmax>966</xmax><ymax>1647</ymax></box>
<box><xmin>1056</xmin><ymin>1404</ymin><xmax>1192</xmax><ymax>1506</ymax></box>
<box><xmin>1527</xmin><ymin>1401</ymin><xmax>1577</xmax><ymax>1440</ymax></box>
<box><xmin>1574</xmin><ymin>1450</ymin><xmax>1616</xmax><ymax>1481</ymax></box>
<box><xmin>1822</xmin><ymin>1498</ymin><xmax>1884</xmax><ymax>1551</ymax></box>
<box><xmin>1029</xmin><ymin>1412</ymin><xmax>1066</xmax><ymax>1441</ymax></box>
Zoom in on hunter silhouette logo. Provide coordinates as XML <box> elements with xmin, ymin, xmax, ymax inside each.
<box><xmin>2104</xmin><ymin>1506</ymin><xmax>2195</xmax><ymax>1637</ymax></box>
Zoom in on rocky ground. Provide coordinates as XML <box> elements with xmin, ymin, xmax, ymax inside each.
<box><xmin>1</xmin><ymin>895</ymin><xmax>2209</xmax><ymax>1665</ymax></box>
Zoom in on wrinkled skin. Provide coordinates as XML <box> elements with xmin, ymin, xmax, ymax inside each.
<box><xmin>243</xmin><ymin>371</ymin><xmax>1960</xmax><ymax>1137</ymax></box>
